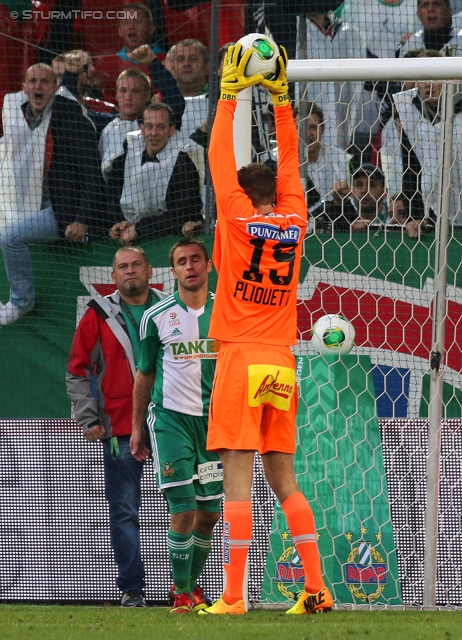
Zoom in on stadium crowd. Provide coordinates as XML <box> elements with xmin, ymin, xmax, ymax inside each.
<box><xmin>2</xmin><ymin>0</ymin><xmax>462</xmax><ymax>324</ymax></box>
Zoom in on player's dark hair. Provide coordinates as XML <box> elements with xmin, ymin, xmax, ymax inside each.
<box><xmin>238</xmin><ymin>163</ymin><xmax>276</xmax><ymax>207</ymax></box>
<box><xmin>143</xmin><ymin>102</ymin><xmax>175</xmax><ymax>128</ymax></box>
<box><xmin>169</xmin><ymin>238</ymin><xmax>210</xmax><ymax>267</ymax></box>
<box><xmin>112</xmin><ymin>246</ymin><xmax>150</xmax><ymax>270</ymax></box>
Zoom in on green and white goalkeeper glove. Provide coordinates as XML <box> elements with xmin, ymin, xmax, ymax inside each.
<box><xmin>261</xmin><ymin>46</ymin><xmax>290</xmax><ymax>106</ymax></box>
<box><xmin>220</xmin><ymin>43</ymin><xmax>264</xmax><ymax>101</ymax></box>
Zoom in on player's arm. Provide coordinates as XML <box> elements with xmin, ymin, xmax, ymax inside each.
<box><xmin>261</xmin><ymin>48</ymin><xmax>305</xmax><ymax>215</ymax></box>
<box><xmin>131</xmin><ymin>369</ymin><xmax>155</xmax><ymax>461</ymax></box>
<box><xmin>130</xmin><ymin>310</ymin><xmax>160</xmax><ymax>460</ymax></box>
<box><xmin>66</xmin><ymin>309</ymin><xmax>107</xmax><ymax>441</ymax></box>
<box><xmin>209</xmin><ymin>44</ymin><xmax>263</xmax><ymax>220</ymax></box>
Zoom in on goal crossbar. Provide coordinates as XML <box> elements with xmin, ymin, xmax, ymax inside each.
<box><xmin>288</xmin><ymin>57</ymin><xmax>462</xmax><ymax>82</ymax></box>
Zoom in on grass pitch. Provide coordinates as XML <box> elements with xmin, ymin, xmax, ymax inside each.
<box><xmin>0</xmin><ymin>605</ymin><xmax>460</xmax><ymax>640</ymax></box>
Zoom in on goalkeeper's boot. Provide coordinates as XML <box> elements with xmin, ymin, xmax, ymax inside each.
<box><xmin>170</xmin><ymin>591</ymin><xmax>193</xmax><ymax>614</ymax></box>
<box><xmin>286</xmin><ymin>586</ymin><xmax>333</xmax><ymax>615</ymax></box>
<box><xmin>198</xmin><ymin>596</ymin><xmax>246</xmax><ymax>615</ymax></box>
<box><xmin>191</xmin><ymin>584</ymin><xmax>213</xmax><ymax>612</ymax></box>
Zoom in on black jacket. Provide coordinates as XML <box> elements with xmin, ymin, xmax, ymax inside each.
<box><xmin>45</xmin><ymin>95</ymin><xmax>107</xmax><ymax>236</ymax></box>
<box><xmin>106</xmin><ymin>141</ymin><xmax>204</xmax><ymax>238</ymax></box>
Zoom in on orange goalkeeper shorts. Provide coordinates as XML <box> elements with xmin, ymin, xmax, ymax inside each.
<box><xmin>207</xmin><ymin>342</ymin><xmax>298</xmax><ymax>455</ymax></box>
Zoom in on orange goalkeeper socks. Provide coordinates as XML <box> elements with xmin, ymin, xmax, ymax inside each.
<box><xmin>282</xmin><ymin>491</ymin><xmax>325</xmax><ymax>593</ymax></box>
<box><xmin>222</xmin><ymin>501</ymin><xmax>252</xmax><ymax>605</ymax></box>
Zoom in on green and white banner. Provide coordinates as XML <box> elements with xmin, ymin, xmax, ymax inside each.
<box><xmin>261</xmin><ymin>355</ymin><xmax>402</xmax><ymax>605</ymax></box>
<box><xmin>1</xmin><ymin>232</ymin><xmax>460</xmax><ymax>419</ymax></box>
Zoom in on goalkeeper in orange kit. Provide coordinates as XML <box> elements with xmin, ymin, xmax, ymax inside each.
<box><xmin>199</xmin><ymin>43</ymin><xmax>333</xmax><ymax>616</ymax></box>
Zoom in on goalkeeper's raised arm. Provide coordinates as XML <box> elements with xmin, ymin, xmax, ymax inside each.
<box><xmin>209</xmin><ymin>43</ymin><xmax>305</xmax><ymax>226</ymax></box>
<box><xmin>208</xmin><ymin>44</ymin><xmax>263</xmax><ymax>227</ymax></box>
<box><xmin>261</xmin><ymin>47</ymin><xmax>306</xmax><ymax>216</ymax></box>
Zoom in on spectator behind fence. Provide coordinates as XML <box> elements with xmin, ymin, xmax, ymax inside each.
<box><xmin>107</xmin><ymin>103</ymin><xmax>204</xmax><ymax>245</ymax></box>
<box><xmin>66</xmin><ymin>246</ymin><xmax>165</xmax><ymax>608</ymax></box>
<box><xmin>94</xmin><ymin>3</ymin><xmax>165</xmax><ymax>103</ymax></box>
<box><xmin>342</xmin><ymin>0</ymin><xmax>420</xmax><ymax>59</ymax></box>
<box><xmin>300</xmin><ymin>101</ymin><xmax>353</xmax><ymax>211</ymax></box>
<box><xmin>381</xmin><ymin>49</ymin><xmax>462</xmax><ymax>226</ymax></box>
<box><xmin>187</xmin><ymin>42</ymin><xmax>231</xmax><ymax>149</ymax></box>
<box><xmin>166</xmin><ymin>39</ymin><xmax>209</xmax><ymax>98</ymax></box>
<box><xmin>398</xmin><ymin>0</ymin><xmax>462</xmax><ymax>56</ymax></box>
<box><xmin>165</xmin><ymin>39</ymin><xmax>210</xmax><ymax>184</ymax></box>
<box><xmin>0</xmin><ymin>64</ymin><xmax>106</xmax><ymax>326</ymax></box>
<box><xmin>100</xmin><ymin>68</ymin><xmax>153</xmax><ymax>184</ymax></box>
<box><xmin>96</xmin><ymin>49</ymin><xmax>184</xmax><ymax>165</ymax></box>
<box><xmin>387</xmin><ymin>192</ymin><xmax>431</xmax><ymax>237</ymax></box>
<box><xmin>311</xmin><ymin>163</ymin><xmax>388</xmax><ymax>232</ymax></box>
<box><xmin>57</xmin><ymin>50</ymin><xmax>117</xmax><ymax>133</ymax></box>
<box><xmin>299</xmin><ymin>9</ymin><xmax>366</xmax><ymax>150</ymax></box>
<box><xmin>64</xmin><ymin>46</ymin><xmax>184</xmax><ymax>140</ymax></box>
<box><xmin>51</xmin><ymin>54</ymin><xmax>66</xmax><ymax>85</ymax></box>
<box><xmin>166</xmin><ymin>39</ymin><xmax>209</xmax><ymax>143</ymax></box>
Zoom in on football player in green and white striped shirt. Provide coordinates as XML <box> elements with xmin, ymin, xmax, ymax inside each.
<box><xmin>131</xmin><ymin>238</ymin><xmax>223</xmax><ymax>614</ymax></box>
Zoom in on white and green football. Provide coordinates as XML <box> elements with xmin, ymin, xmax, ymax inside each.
<box><xmin>310</xmin><ymin>314</ymin><xmax>356</xmax><ymax>355</ymax></box>
<box><xmin>237</xmin><ymin>33</ymin><xmax>279</xmax><ymax>80</ymax></box>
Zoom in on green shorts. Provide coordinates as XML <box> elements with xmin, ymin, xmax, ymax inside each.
<box><xmin>147</xmin><ymin>405</ymin><xmax>223</xmax><ymax>504</ymax></box>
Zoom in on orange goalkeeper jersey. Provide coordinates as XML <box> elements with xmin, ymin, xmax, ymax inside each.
<box><xmin>208</xmin><ymin>99</ymin><xmax>307</xmax><ymax>346</ymax></box>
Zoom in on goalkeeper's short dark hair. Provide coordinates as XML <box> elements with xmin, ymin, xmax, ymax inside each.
<box><xmin>238</xmin><ymin>163</ymin><xmax>276</xmax><ymax>207</ymax></box>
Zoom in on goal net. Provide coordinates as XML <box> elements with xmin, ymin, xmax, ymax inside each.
<box><xmin>248</xmin><ymin>52</ymin><xmax>462</xmax><ymax>608</ymax></box>
<box><xmin>0</xmin><ymin>1</ymin><xmax>461</xmax><ymax>610</ymax></box>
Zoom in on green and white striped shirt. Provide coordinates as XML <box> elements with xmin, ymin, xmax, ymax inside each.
<box><xmin>138</xmin><ymin>291</ymin><xmax>217</xmax><ymax>416</ymax></box>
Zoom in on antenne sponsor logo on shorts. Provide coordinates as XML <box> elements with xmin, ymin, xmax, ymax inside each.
<box><xmin>248</xmin><ymin>364</ymin><xmax>296</xmax><ymax>411</ymax></box>
<box><xmin>246</xmin><ymin>222</ymin><xmax>301</xmax><ymax>243</ymax></box>
<box><xmin>254</xmin><ymin>370</ymin><xmax>293</xmax><ymax>400</ymax></box>
<box><xmin>171</xmin><ymin>340</ymin><xmax>220</xmax><ymax>360</ymax></box>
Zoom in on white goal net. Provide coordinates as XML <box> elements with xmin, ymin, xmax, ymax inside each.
<box><xmin>247</xmin><ymin>53</ymin><xmax>462</xmax><ymax>608</ymax></box>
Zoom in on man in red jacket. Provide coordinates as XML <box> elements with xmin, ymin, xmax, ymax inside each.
<box><xmin>66</xmin><ymin>246</ymin><xmax>164</xmax><ymax>607</ymax></box>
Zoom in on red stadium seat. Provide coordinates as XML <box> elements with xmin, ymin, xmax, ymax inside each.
<box><xmin>0</xmin><ymin>3</ymin><xmax>25</xmax><ymax>92</ymax></box>
<box><xmin>21</xmin><ymin>0</ymin><xmax>58</xmax><ymax>75</ymax></box>
<box><xmin>161</xmin><ymin>0</ymin><xmax>245</xmax><ymax>50</ymax></box>
<box><xmin>77</xmin><ymin>0</ymin><xmax>125</xmax><ymax>57</ymax></box>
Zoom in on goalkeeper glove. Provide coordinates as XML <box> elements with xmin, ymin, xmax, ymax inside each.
<box><xmin>220</xmin><ymin>43</ymin><xmax>264</xmax><ymax>101</ymax></box>
<box><xmin>261</xmin><ymin>46</ymin><xmax>290</xmax><ymax>106</ymax></box>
